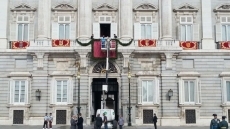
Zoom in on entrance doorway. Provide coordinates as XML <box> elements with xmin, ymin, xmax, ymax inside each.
<box><xmin>100</xmin><ymin>24</ymin><xmax>111</xmax><ymax>37</ymax></box>
<box><xmin>92</xmin><ymin>78</ymin><xmax>118</xmax><ymax>122</ymax></box>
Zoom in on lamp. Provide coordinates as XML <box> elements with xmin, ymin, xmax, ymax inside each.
<box><xmin>127</xmin><ymin>63</ymin><xmax>132</xmax><ymax>126</ymax></box>
<box><xmin>168</xmin><ymin>89</ymin><xmax>173</xmax><ymax>101</ymax></box>
<box><xmin>35</xmin><ymin>89</ymin><xmax>41</xmax><ymax>101</ymax></box>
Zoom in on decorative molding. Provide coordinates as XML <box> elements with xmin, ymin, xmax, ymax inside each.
<box><xmin>49</xmin><ymin>71</ymin><xmax>74</xmax><ymax>76</ymax></box>
<box><xmin>135</xmin><ymin>71</ymin><xmax>160</xmax><ymax>76</ymax></box>
<box><xmin>173</xmin><ymin>3</ymin><xmax>198</xmax><ymax>12</ymax></box>
<box><xmin>52</xmin><ymin>3</ymin><xmax>77</xmax><ymax>11</ymax></box>
<box><xmin>133</xmin><ymin>3</ymin><xmax>158</xmax><ymax>11</ymax></box>
<box><xmin>219</xmin><ymin>72</ymin><xmax>230</xmax><ymax>77</ymax></box>
<box><xmin>11</xmin><ymin>3</ymin><xmax>36</xmax><ymax>12</ymax></box>
<box><xmin>53</xmin><ymin>58</ymin><xmax>75</xmax><ymax>71</ymax></box>
<box><xmin>92</xmin><ymin>61</ymin><xmax>118</xmax><ymax>73</ymax></box>
<box><xmin>214</xmin><ymin>3</ymin><xmax>230</xmax><ymax>12</ymax></box>
<box><xmin>177</xmin><ymin>72</ymin><xmax>201</xmax><ymax>77</ymax></box>
<box><xmin>93</xmin><ymin>3</ymin><xmax>117</xmax><ymax>11</ymax></box>
<box><xmin>35</xmin><ymin>53</ymin><xmax>45</xmax><ymax>69</ymax></box>
<box><xmin>7</xmin><ymin>72</ymin><xmax>32</xmax><ymax>77</ymax></box>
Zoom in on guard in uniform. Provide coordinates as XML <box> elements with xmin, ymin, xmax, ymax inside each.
<box><xmin>219</xmin><ymin>116</ymin><xmax>228</xmax><ymax>129</ymax></box>
<box><xmin>210</xmin><ymin>114</ymin><xmax>220</xmax><ymax>129</ymax></box>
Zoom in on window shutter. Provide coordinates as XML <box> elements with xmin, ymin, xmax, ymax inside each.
<box><xmin>152</xmin><ymin>23</ymin><xmax>159</xmax><ymax>39</ymax></box>
<box><xmin>70</xmin><ymin>22</ymin><xmax>76</xmax><ymax>40</ymax></box>
<box><xmin>222</xmin><ymin>79</ymin><xmax>227</xmax><ymax>104</ymax></box>
<box><xmin>9</xmin><ymin>80</ymin><xmax>14</xmax><ymax>104</ymax></box>
<box><xmin>179</xmin><ymin>79</ymin><xmax>184</xmax><ymax>104</ymax></box>
<box><xmin>67</xmin><ymin>80</ymin><xmax>73</xmax><ymax>104</ymax></box>
<box><xmin>50</xmin><ymin>79</ymin><xmax>56</xmax><ymax>104</ymax></box>
<box><xmin>29</xmin><ymin>23</ymin><xmax>34</xmax><ymax>41</ymax></box>
<box><xmin>52</xmin><ymin>22</ymin><xmax>59</xmax><ymax>39</ymax></box>
<box><xmin>25</xmin><ymin>80</ymin><xmax>28</xmax><ymax>104</ymax></box>
<box><xmin>110</xmin><ymin>23</ymin><xmax>117</xmax><ymax>38</ymax></box>
<box><xmin>134</xmin><ymin>23</ymin><xmax>141</xmax><ymax>40</ymax></box>
<box><xmin>192</xmin><ymin>24</ymin><xmax>199</xmax><ymax>41</ymax></box>
<box><xmin>177</xmin><ymin>25</ymin><xmax>181</xmax><ymax>41</ymax></box>
<box><xmin>155</xmin><ymin>79</ymin><xmax>160</xmax><ymax>104</ymax></box>
<box><xmin>93</xmin><ymin>23</ymin><xmax>100</xmax><ymax>39</ymax></box>
<box><xmin>10</xmin><ymin>23</ymin><xmax>17</xmax><ymax>41</ymax></box>
<box><xmin>215</xmin><ymin>23</ymin><xmax>222</xmax><ymax>42</ymax></box>
<box><xmin>138</xmin><ymin>82</ymin><xmax>142</xmax><ymax>104</ymax></box>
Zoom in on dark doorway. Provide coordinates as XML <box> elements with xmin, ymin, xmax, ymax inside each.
<box><xmin>100</xmin><ymin>24</ymin><xmax>111</xmax><ymax>37</ymax></box>
<box><xmin>143</xmin><ymin>110</ymin><xmax>153</xmax><ymax>124</ymax></box>
<box><xmin>13</xmin><ymin>110</ymin><xmax>23</xmax><ymax>124</ymax></box>
<box><xmin>92</xmin><ymin>78</ymin><xmax>118</xmax><ymax>122</ymax></box>
<box><xmin>56</xmin><ymin>110</ymin><xmax>66</xmax><ymax>124</ymax></box>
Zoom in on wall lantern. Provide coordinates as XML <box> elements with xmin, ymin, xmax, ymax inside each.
<box><xmin>168</xmin><ymin>89</ymin><xmax>173</xmax><ymax>101</ymax></box>
<box><xmin>36</xmin><ymin>89</ymin><xmax>41</xmax><ymax>101</ymax></box>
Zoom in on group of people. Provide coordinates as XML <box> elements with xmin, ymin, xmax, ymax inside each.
<box><xmin>94</xmin><ymin>113</ymin><xmax>124</xmax><ymax>129</ymax></box>
<box><xmin>210</xmin><ymin>114</ymin><xmax>228</xmax><ymax>129</ymax></box>
<box><xmin>71</xmin><ymin>113</ymin><xmax>84</xmax><ymax>129</ymax></box>
<box><xmin>43</xmin><ymin>113</ymin><xmax>53</xmax><ymax>129</ymax></box>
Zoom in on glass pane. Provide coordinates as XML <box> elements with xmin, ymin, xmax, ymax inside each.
<box><xmin>227</xmin><ymin>25</ymin><xmax>230</xmax><ymax>41</ymax></box>
<box><xmin>18</xmin><ymin>24</ymin><xmax>23</xmax><ymax>41</ymax></box>
<box><xmin>142</xmin><ymin>81</ymin><xmax>147</xmax><ymax>102</ymax></box>
<box><xmin>14</xmin><ymin>81</ymin><xmax>20</xmax><ymax>102</ymax></box>
<box><xmin>23</xmin><ymin>24</ymin><xmax>29</xmax><ymax>41</ymax></box>
<box><xmin>65</xmin><ymin>24</ymin><xmax>70</xmax><ymax>39</ymax></box>
<box><xmin>222</xmin><ymin>25</ymin><xmax>227</xmax><ymax>41</ymax></box>
<box><xmin>57</xmin><ymin>81</ymin><xmax>62</xmax><ymax>102</ymax></box>
<box><xmin>148</xmin><ymin>81</ymin><xmax>153</xmax><ymax>102</ymax></box>
<box><xmin>146</xmin><ymin>24</ymin><xmax>152</xmax><ymax>39</ymax></box>
<box><xmin>59</xmin><ymin>24</ymin><xmax>64</xmax><ymax>39</ymax></box>
<box><xmin>184</xmin><ymin>81</ymin><xmax>189</xmax><ymax>102</ymax></box>
<box><xmin>227</xmin><ymin>81</ymin><xmax>230</xmax><ymax>101</ymax></box>
<box><xmin>190</xmin><ymin>81</ymin><xmax>195</xmax><ymax>102</ymax></box>
<box><xmin>187</xmin><ymin>25</ymin><xmax>192</xmax><ymax>41</ymax></box>
<box><xmin>141</xmin><ymin>25</ymin><xmax>145</xmax><ymax>39</ymax></box>
<box><xmin>181</xmin><ymin>25</ymin><xmax>186</xmax><ymax>41</ymax></box>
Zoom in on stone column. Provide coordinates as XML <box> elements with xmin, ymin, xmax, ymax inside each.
<box><xmin>161</xmin><ymin>0</ymin><xmax>173</xmax><ymax>40</ymax></box>
<box><xmin>0</xmin><ymin>0</ymin><xmax>8</xmax><ymax>48</ymax></box>
<box><xmin>37</xmin><ymin>0</ymin><xmax>51</xmax><ymax>39</ymax></box>
<box><xmin>201</xmin><ymin>0</ymin><xmax>215</xmax><ymax>49</ymax></box>
<box><xmin>120</xmin><ymin>0</ymin><xmax>133</xmax><ymax>39</ymax></box>
<box><xmin>78</xmin><ymin>0</ymin><xmax>92</xmax><ymax>39</ymax></box>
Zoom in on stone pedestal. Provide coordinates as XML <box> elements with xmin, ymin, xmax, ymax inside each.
<box><xmin>161</xmin><ymin>0</ymin><xmax>173</xmax><ymax>40</ymax></box>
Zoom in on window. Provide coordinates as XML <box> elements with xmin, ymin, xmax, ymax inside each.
<box><xmin>226</xmin><ymin>81</ymin><xmax>230</xmax><ymax>101</ymax></box>
<box><xmin>184</xmin><ymin>80</ymin><xmax>195</xmax><ymax>103</ymax></box>
<box><xmin>10</xmin><ymin>80</ymin><xmax>28</xmax><ymax>104</ymax></box>
<box><xmin>180</xmin><ymin>16</ymin><xmax>193</xmax><ymax>41</ymax></box>
<box><xmin>58</xmin><ymin>16</ymin><xmax>71</xmax><ymax>39</ymax></box>
<box><xmin>222</xmin><ymin>25</ymin><xmax>230</xmax><ymax>41</ymax></box>
<box><xmin>17</xmin><ymin>16</ymin><xmax>29</xmax><ymax>41</ymax></box>
<box><xmin>138</xmin><ymin>77</ymin><xmax>159</xmax><ymax>104</ymax></box>
<box><xmin>141</xmin><ymin>24</ymin><xmax>152</xmax><ymax>39</ymax></box>
<box><xmin>56</xmin><ymin>80</ymin><xmax>68</xmax><ymax>103</ymax></box>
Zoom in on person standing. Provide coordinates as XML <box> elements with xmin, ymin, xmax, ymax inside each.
<box><xmin>153</xmin><ymin>113</ymin><xmax>158</xmax><ymax>129</ymax></box>
<box><xmin>219</xmin><ymin>116</ymin><xmax>228</xmax><ymax>129</ymax></box>
<box><xmin>49</xmin><ymin>113</ymin><xmax>53</xmax><ymax>129</ymax></box>
<box><xmin>70</xmin><ymin>115</ymin><xmax>77</xmax><ymax>129</ymax></box>
<box><xmin>43</xmin><ymin>113</ymin><xmax>48</xmax><ymax>129</ymax></box>
<box><xmin>118</xmin><ymin>115</ymin><xmax>124</xmax><ymax>129</ymax></box>
<box><xmin>210</xmin><ymin>114</ymin><xmax>220</xmax><ymax>129</ymax></box>
<box><xmin>77</xmin><ymin>113</ymin><xmax>84</xmax><ymax>129</ymax></box>
<box><xmin>103</xmin><ymin>113</ymin><xmax>108</xmax><ymax>129</ymax></box>
<box><xmin>95</xmin><ymin>114</ymin><xmax>103</xmax><ymax>129</ymax></box>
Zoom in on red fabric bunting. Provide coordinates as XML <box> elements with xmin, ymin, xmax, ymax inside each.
<box><xmin>11</xmin><ymin>41</ymin><xmax>30</xmax><ymax>49</ymax></box>
<box><xmin>52</xmin><ymin>39</ymin><xmax>70</xmax><ymax>47</ymax></box>
<box><xmin>220</xmin><ymin>41</ymin><xmax>230</xmax><ymax>49</ymax></box>
<box><xmin>180</xmin><ymin>41</ymin><xmax>198</xmax><ymax>50</ymax></box>
<box><xmin>92</xmin><ymin>40</ymin><xmax>117</xmax><ymax>58</ymax></box>
<box><xmin>138</xmin><ymin>39</ymin><xmax>156</xmax><ymax>47</ymax></box>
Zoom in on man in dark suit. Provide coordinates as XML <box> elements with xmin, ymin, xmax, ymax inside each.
<box><xmin>95</xmin><ymin>114</ymin><xmax>103</xmax><ymax>129</ymax></box>
<box><xmin>77</xmin><ymin>113</ymin><xmax>84</xmax><ymax>129</ymax></box>
<box><xmin>70</xmin><ymin>115</ymin><xmax>77</xmax><ymax>129</ymax></box>
<box><xmin>153</xmin><ymin>113</ymin><xmax>158</xmax><ymax>129</ymax></box>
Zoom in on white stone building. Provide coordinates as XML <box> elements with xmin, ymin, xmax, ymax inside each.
<box><xmin>0</xmin><ymin>0</ymin><xmax>230</xmax><ymax>126</ymax></box>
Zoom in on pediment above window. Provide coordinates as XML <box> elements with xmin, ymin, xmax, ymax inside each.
<box><xmin>93</xmin><ymin>3</ymin><xmax>117</xmax><ymax>11</ymax></box>
<box><xmin>214</xmin><ymin>4</ymin><xmax>230</xmax><ymax>12</ymax></box>
<box><xmin>133</xmin><ymin>3</ymin><xmax>158</xmax><ymax>11</ymax></box>
<box><xmin>11</xmin><ymin>3</ymin><xmax>36</xmax><ymax>12</ymax></box>
<box><xmin>52</xmin><ymin>3</ymin><xmax>77</xmax><ymax>11</ymax></box>
<box><xmin>173</xmin><ymin>3</ymin><xmax>198</xmax><ymax>12</ymax></box>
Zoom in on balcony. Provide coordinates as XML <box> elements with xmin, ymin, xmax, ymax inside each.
<box><xmin>216</xmin><ymin>41</ymin><xmax>230</xmax><ymax>50</ymax></box>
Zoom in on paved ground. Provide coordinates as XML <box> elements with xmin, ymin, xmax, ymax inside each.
<box><xmin>0</xmin><ymin>125</ymin><xmax>209</xmax><ymax>129</ymax></box>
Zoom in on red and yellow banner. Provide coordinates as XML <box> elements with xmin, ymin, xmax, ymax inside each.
<box><xmin>180</xmin><ymin>41</ymin><xmax>198</xmax><ymax>50</ymax></box>
<box><xmin>138</xmin><ymin>39</ymin><xmax>156</xmax><ymax>47</ymax></box>
<box><xmin>11</xmin><ymin>41</ymin><xmax>30</xmax><ymax>49</ymax></box>
<box><xmin>52</xmin><ymin>39</ymin><xmax>70</xmax><ymax>47</ymax></box>
<box><xmin>220</xmin><ymin>41</ymin><xmax>230</xmax><ymax>49</ymax></box>
<box><xmin>92</xmin><ymin>40</ymin><xmax>117</xmax><ymax>59</ymax></box>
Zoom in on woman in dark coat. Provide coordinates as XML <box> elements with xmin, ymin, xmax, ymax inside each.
<box><xmin>70</xmin><ymin>115</ymin><xmax>77</xmax><ymax>129</ymax></box>
<box><xmin>77</xmin><ymin>113</ymin><xmax>84</xmax><ymax>129</ymax></box>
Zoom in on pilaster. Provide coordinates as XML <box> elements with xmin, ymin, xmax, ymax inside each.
<box><xmin>37</xmin><ymin>0</ymin><xmax>51</xmax><ymax>39</ymax></box>
<box><xmin>0</xmin><ymin>0</ymin><xmax>9</xmax><ymax>49</ymax></box>
<box><xmin>161</xmin><ymin>0</ymin><xmax>173</xmax><ymax>40</ymax></box>
<box><xmin>120</xmin><ymin>0</ymin><xmax>133</xmax><ymax>39</ymax></box>
<box><xmin>201</xmin><ymin>0</ymin><xmax>215</xmax><ymax>49</ymax></box>
<box><xmin>35</xmin><ymin>52</ymin><xmax>45</xmax><ymax>69</ymax></box>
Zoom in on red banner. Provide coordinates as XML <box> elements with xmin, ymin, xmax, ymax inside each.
<box><xmin>92</xmin><ymin>40</ymin><xmax>117</xmax><ymax>58</ymax></box>
<box><xmin>180</xmin><ymin>41</ymin><xmax>198</xmax><ymax>50</ymax></box>
<box><xmin>11</xmin><ymin>41</ymin><xmax>30</xmax><ymax>49</ymax></box>
<box><xmin>220</xmin><ymin>41</ymin><xmax>230</xmax><ymax>49</ymax></box>
<box><xmin>52</xmin><ymin>39</ymin><xmax>70</xmax><ymax>47</ymax></box>
<box><xmin>138</xmin><ymin>39</ymin><xmax>156</xmax><ymax>47</ymax></box>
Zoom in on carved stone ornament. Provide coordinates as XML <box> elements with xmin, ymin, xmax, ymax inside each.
<box><xmin>11</xmin><ymin>3</ymin><xmax>36</xmax><ymax>12</ymax></box>
<box><xmin>173</xmin><ymin>3</ymin><xmax>198</xmax><ymax>12</ymax></box>
<box><xmin>214</xmin><ymin>4</ymin><xmax>230</xmax><ymax>12</ymax></box>
<box><xmin>53</xmin><ymin>58</ymin><xmax>75</xmax><ymax>71</ymax></box>
<box><xmin>133</xmin><ymin>3</ymin><xmax>158</xmax><ymax>11</ymax></box>
<box><xmin>93</xmin><ymin>3</ymin><xmax>118</xmax><ymax>11</ymax></box>
<box><xmin>52</xmin><ymin>3</ymin><xmax>77</xmax><ymax>11</ymax></box>
<box><xmin>92</xmin><ymin>61</ymin><xmax>118</xmax><ymax>73</ymax></box>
